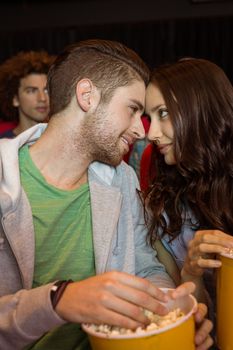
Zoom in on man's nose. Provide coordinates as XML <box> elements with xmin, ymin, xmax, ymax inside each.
<box><xmin>38</xmin><ymin>90</ymin><xmax>48</xmax><ymax>101</ymax></box>
<box><xmin>132</xmin><ymin>116</ymin><xmax>146</xmax><ymax>140</ymax></box>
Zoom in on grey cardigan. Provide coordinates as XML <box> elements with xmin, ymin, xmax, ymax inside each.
<box><xmin>0</xmin><ymin>124</ymin><xmax>174</xmax><ymax>349</ymax></box>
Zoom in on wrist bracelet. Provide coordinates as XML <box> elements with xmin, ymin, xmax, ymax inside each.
<box><xmin>51</xmin><ymin>279</ymin><xmax>73</xmax><ymax>309</ymax></box>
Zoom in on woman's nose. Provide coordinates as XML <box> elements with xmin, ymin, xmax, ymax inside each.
<box><xmin>147</xmin><ymin>120</ymin><xmax>162</xmax><ymax>141</ymax></box>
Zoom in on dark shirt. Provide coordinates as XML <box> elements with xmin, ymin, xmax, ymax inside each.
<box><xmin>0</xmin><ymin>129</ymin><xmax>16</xmax><ymax>138</ymax></box>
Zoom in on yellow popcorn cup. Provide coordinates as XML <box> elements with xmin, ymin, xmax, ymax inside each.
<box><xmin>82</xmin><ymin>288</ymin><xmax>197</xmax><ymax>350</ymax></box>
<box><xmin>216</xmin><ymin>252</ymin><xmax>233</xmax><ymax>350</ymax></box>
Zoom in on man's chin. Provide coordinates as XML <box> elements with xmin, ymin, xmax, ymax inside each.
<box><xmin>96</xmin><ymin>156</ymin><xmax>123</xmax><ymax>167</ymax></box>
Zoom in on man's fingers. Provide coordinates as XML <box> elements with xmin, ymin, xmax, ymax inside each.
<box><xmin>115</xmin><ymin>272</ymin><xmax>169</xmax><ymax>303</ymax></box>
<box><xmin>100</xmin><ymin>272</ymin><xmax>169</xmax><ymax>316</ymax></box>
<box><xmin>84</xmin><ymin>302</ymin><xmax>146</xmax><ymax>330</ymax></box>
<box><xmin>112</xmin><ymin>284</ymin><xmax>169</xmax><ymax>316</ymax></box>
<box><xmin>100</xmin><ymin>293</ymin><xmax>151</xmax><ymax>327</ymax></box>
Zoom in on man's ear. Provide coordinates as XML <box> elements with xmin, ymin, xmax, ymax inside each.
<box><xmin>76</xmin><ymin>78</ymin><xmax>94</xmax><ymax>112</ymax></box>
<box><xmin>12</xmin><ymin>95</ymin><xmax>19</xmax><ymax>107</ymax></box>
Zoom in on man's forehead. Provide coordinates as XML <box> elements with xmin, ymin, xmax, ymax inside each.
<box><xmin>20</xmin><ymin>73</ymin><xmax>47</xmax><ymax>88</ymax></box>
<box><xmin>114</xmin><ymin>81</ymin><xmax>146</xmax><ymax>105</ymax></box>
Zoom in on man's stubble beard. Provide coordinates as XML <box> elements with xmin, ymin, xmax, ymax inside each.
<box><xmin>78</xmin><ymin>109</ymin><xmax>124</xmax><ymax>167</ymax></box>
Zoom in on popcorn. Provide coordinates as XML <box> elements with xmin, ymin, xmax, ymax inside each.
<box><xmin>86</xmin><ymin>308</ymin><xmax>184</xmax><ymax>335</ymax></box>
<box><xmin>227</xmin><ymin>248</ymin><xmax>233</xmax><ymax>255</ymax></box>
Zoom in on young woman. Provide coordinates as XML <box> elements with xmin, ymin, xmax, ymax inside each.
<box><xmin>144</xmin><ymin>58</ymin><xmax>233</xmax><ymax>309</ymax></box>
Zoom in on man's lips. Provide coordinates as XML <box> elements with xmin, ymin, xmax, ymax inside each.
<box><xmin>121</xmin><ymin>136</ymin><xmax>135</xmax><ymax>154</ymax></box>
<box><xmin>121</xmin><ymin>137</ymin><xmax>129</xmax><ymax>146</ymax></box>
<box><xmin>36</xmin><ymin>107</ymin><xmax>48</xmax><ymax>113</ymax></box>
<box><xmin>121</xmin><ymin>136</ymin><xmax>135</xmax><ymax>146</ymax></box>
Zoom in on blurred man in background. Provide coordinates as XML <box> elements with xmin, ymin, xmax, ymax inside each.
<box><xmin>0</xmin><ymin>50</ymin><xmax>55</xmax><ymax>138</ymax></box>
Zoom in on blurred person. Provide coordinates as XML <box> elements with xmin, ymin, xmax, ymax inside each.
<box><xmin>0</xmin><ymin>50</ymin><xmax>55</xmax><ymax>138</ymax></box>
<box><xmin>0</xmin><ymin>41</ymin><xmax>212</xmax><ymax>350</ymax></box>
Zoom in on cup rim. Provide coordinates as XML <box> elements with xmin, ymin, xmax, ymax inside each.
<box><xmin>82</xmin><ymin>288</ymin><xmax>197</xmax><ymax>340</ymax></box>
<box><xmin>219</xmin><ymin>251</ymin><xmax>233</xmax><ymax>259</ymax></box>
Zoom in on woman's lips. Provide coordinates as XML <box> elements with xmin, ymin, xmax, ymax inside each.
<box><xmin>158</xmin><ymin>144</ymin><xmax>172</xmax><ymax>154</ymax></box>
<box><xmin>36</xmin><ymin>107</ymin><xmax>48</xmax><ymax>113</ymax></box>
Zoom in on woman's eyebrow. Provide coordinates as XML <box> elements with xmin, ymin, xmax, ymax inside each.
<box><xmin>149</xmin><ymin>104</ymin><xmax>166</xmax><ymax>113</ymax></box>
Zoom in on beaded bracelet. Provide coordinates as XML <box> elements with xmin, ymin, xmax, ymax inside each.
<box><xmin>50</xmin><ymin>279</ymin><xmax>73</xmax><ymax>309</ymax></box>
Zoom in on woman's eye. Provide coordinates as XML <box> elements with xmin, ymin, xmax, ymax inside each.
<box><xmin>159</xmin><ymin>108</ymin><xmax>169</xmax><ymax>119</ymax></box>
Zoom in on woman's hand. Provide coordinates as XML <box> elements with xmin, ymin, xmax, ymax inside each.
<box><xmin>183</xmin><ymin>229</ymin><xmax>233</xmax><ymax>277</ymax></box>
<box><xmin>194</xmin><ymin>303</ymin><xmax>213</xmax><ymax>350</ymax></box>
<box><xmin>166</xmin><ymin>283</ymin><xmax>213</xmax><ymax>349</ymax></box>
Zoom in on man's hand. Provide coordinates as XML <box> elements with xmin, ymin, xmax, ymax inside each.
<box><xmin>56</xmin><ymin>277</ymin><xmax>213</xmax><ymax>349</ymax></box>
<box><xmin>56</xmin><ymin>271</ymin><xmax>170</xmax><ymax>329</ymax></box>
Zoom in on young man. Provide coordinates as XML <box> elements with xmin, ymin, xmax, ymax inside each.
<box><xmin>0</xmin><ymin>40</ymin><xmax>212</xmax><ymax>349</ymax></box>
<box><xmin>0</xmin><ymin>50</ymin><xmax>55</xmax><ymax>138</ymax></box>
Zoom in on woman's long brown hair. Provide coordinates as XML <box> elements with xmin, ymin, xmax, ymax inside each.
<box><xmin>144</xmin><ymin>58</ymin><xmax>233</xmax><ymax>248</ymax></box>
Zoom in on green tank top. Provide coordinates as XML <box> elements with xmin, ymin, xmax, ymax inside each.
<box><xmin>19</xmin><ymin>145</ymin><xmax>95</xmax><ymax>350</ymax></box>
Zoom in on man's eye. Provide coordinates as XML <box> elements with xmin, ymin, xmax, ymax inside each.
<box><xmin>26</xmin><ymin>88</ymin><xmax>36</xmax><ymax>93</ymax></box>
<box><xmin>130</xmin><ymin>106</ymin><xmax>138</xmax><ymax>115</ymax></box>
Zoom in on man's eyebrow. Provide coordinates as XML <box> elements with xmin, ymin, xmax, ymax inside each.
<box><xmin>130</xmin><ymin>99</ymin><xmax>144</xmax><ymax>111</ymax></box>
<box><xmin>23</xmin><ymin>85</ymin><xmax>39</xmax><ymax>89</ymax></box>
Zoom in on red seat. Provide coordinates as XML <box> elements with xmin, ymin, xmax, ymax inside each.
<box><xmin>0</xmin><ymin>120</ymin><xmax>17</xmax><ymax>133</ymax></box>
<box><xmin>140</xmin><ymin>143</ymin><xmax>153</xmax><ymax>191</ymax></box>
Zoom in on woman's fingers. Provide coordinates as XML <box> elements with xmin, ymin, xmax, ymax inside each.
<box><xmin>191</xmin><ymin>230</ymin><xmax>233</xmax><ymax>249</ymax></box>
<box><xmin>195</xmin><ymin>335</ymin><xmax>214</xmax><ymax>350</ymax></box>
<box><xmin>193</xmin><ymin>257</ymin><xmax>221</xmax><ymax>269</ymax></box>
<box><xmin>187</xmin><ymin>230</ymin><xmax>233</xmax><ymax>270</ymax></box>
<box><xmin>194</xmin><ymin>303</ymin><xmax>214</xmax><ymax>350</ymax></box>
<box><xmin>193</xmin><ymin>303</ymin><xmax>207</xmax><ymax>322</ymax></box>
<box><xmin>168</xmin><ymin>282</ymin><xmax>196</xmax><ymax>299</ymax></box>
<box><xmin>195</xmin><ymin>318</ymin><xmax>214</xmax><ymax>350</ymax></box>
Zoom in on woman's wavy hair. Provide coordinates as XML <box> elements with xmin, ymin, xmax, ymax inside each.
<box><xmin>144</xmin><ymin>58</ymin><xmax>233</xmax><ymax>247</ymax></box>
<box><xmin>0</xmin><ymin>50</ymin><xmax>55</xmax><ymax>122</ymax></box>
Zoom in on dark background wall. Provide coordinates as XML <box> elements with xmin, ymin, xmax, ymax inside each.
<box><xmin>1</xmin><ymin>0</ymin><xmax>233</xmax><ymax>80</ymax></box>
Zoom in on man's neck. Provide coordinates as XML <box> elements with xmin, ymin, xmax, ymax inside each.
<box><xmin>29</xmin><ymin>133</ymin><xmax>90</xmax><ymax>191</ymax></box>
<box><xmin>13</xmin><ymin>119</ymin><xmax>38</xmax><ymax>136</ymax></box>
